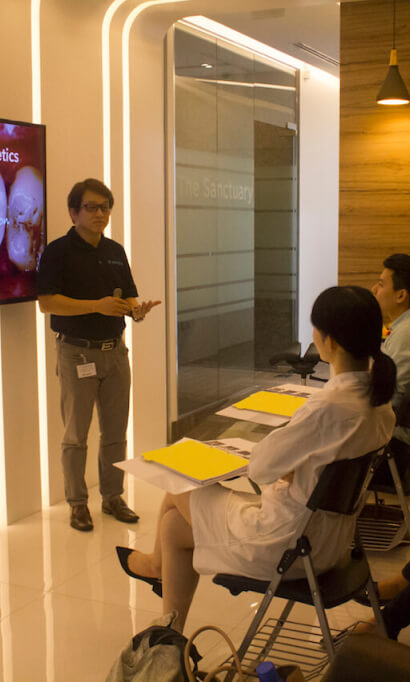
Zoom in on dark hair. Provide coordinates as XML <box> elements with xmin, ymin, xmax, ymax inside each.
<box><xmin>383</xmin><ymin>253</ymin><xmax>410</xmax><ymax>295</ymax></box>
<box><xmin>311</xmin><ymin>286</ymin><xmax>396</xmax><ymax>407</ymax></box>
<box><xmin>67</xmin><ymin>178</ymin><xmax>114</xmax><ymax>213</ymax></box>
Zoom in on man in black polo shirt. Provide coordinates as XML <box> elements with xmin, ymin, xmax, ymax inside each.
<box><xmin>38</xmin><ymin>178</ymin><xmax>159</xmax><ymax>531</ymax></box>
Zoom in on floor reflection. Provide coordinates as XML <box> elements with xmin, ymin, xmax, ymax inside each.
<box><xmin>0</xmin><ymin>387</ymin><xmax>408</xmax><ymax>680</ymax></box>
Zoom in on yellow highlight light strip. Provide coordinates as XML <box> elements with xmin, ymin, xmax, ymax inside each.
<box><xmin>31</xmin><ymin>0</ymin><xmax>50</xmax><ymax>509</ymax></box>
<box><xmin>121</xmin><ymin>0</ymin><xmax>189</xmax><ymax>460</ymax></box>
<box><xmin>0</xmin><ymin>313</ymin><xmax>7</xmax><ymax>525</ymax></box>
<box><xmin>36</xmin><ymin>309</ymin><xmax>49</xmax><ymax>507</ymax></box>
<box><xmin>31</xmin><ymin>0</ymin><xmax>42</xmax><ymax>124</ymax></box>
<box><xmin>102</xmin><ymin>0</ymin><xmax>129</xmax><ymax>238</ymax></box>
<box><xmin>102</xmin><ymin>0</ymin><xmax>128</xmax><ymax>189</ymax></box>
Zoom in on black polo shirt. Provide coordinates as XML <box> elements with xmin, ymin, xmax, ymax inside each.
<box><xmin>37</xmin><ymin>227</ymin><xmax>138</xmax><ymax>339</ymax></box>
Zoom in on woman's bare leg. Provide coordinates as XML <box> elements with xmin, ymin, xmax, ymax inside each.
<box><xmin>127</xmin><ymin>491</ymin><xmax>192</xmax><ymax>578</ymax></box>
<box><xmin>160</xmin><ymin>507</ymin><xmax>198</xmax><ymax>633</ymax></box>
<box><xmin>125</xmin><ymin>491</ymin><xmax>197</xmax><ymax>632</ymax></box>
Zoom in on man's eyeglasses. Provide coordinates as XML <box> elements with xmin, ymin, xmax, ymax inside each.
<box><xmin>81</xmin><ymin>202</ymin><xmax>111</xmax><ymax>214</ymax></box>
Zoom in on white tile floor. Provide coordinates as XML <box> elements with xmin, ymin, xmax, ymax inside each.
<box><xmin>0</xmin><ymin>477</ymin><xmax>409</xmax><ymax>681</ymax></box>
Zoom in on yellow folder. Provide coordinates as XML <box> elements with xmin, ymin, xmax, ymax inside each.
<box><xmin>143</xmin><ymin>439</ymin><xmax>248</xmax><ymax>485</ymax></box>
<box><xmin>233</xmin><ymin>391</ymin><xmax>306</xmax><ymax>417</ymax></box>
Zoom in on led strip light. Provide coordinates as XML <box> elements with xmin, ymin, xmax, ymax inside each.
<box><xmin>121</xmin><ymin>0</ymin><xmax>190</xmax><ymax>462</ymax></box>
<box><xmin>31</xmin><ymin>0</ymin><xmax>50</xmax><ymax>511</ymax></box>
<box><xmin>183</xmin><ymin>16</ymin><xmax>339</xmax><ymax>85</ymax></box>
<box><xmin>102</xmin><ymin>0</ymin><xmax>129</xmax><ymax>238</ymax></box>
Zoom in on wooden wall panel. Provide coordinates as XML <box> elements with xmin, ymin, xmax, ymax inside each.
<box><xmin>339</xmin><ymin>0</ymin><xmax>410</xmax><ymax>288</ymax></box>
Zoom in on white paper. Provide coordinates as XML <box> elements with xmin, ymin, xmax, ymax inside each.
<box><xmin>217</xmin><ymin>382</ymin><xmax>322</xmax><ymax>425</ymax></box>
<box><xmin>115</xmin><ymin>438</ymin><xmax>256</xmax><ymax>493</ymax></box>
<box><xmin>76</xmin><ymin>362</ymin><xmax>97</xmax><ymax>378</ymax></box>
<box><xmin>115</xmin><ymin>456</ymin><xmax>202</xmax><ymax>494</ymax></box>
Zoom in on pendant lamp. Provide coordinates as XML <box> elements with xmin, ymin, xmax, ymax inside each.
<box><xmin>377</xmin><ymin>0</ymin><xmax>409</xmax><ymax>105</ymax></box>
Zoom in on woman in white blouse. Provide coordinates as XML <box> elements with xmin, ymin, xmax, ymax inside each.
<box><xmin>117</xmin><ymin>286</ymin><xmax>396</xmax><ymax>633</ymax></box>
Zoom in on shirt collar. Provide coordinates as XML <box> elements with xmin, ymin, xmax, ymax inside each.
<box><xmin>389</xmin><ymin>308</ymin><xmax>410</xmax><ymax>331</ymax></box>
<box><xmin>68</xmin><ymin>226</ymin><xmax>105</xmax><ymax>250</ymax></box>
<box><xmin>325</xmin><ymin>371</ymin><xmax>370</xmax><ymax>392</ymax></box>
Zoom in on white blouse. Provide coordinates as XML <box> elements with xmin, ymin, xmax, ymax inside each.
<box><xmin>191</xmin><ymin>372</ymin><xmax>395</xmax><ymax>579</ymax></box>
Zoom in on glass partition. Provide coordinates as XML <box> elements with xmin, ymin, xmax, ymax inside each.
<box><xmin>174</xmin><ymin>25</ymin><xmax>298</xmax><ymax>417</ymax></box>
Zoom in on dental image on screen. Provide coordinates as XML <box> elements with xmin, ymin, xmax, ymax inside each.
<box><xmin>0</xmin><ymin>119</ymin><xmax>46</xmax><ymax>304</ymax></box>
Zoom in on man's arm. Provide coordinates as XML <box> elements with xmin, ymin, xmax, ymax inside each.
<box><xmin>38</xmin><ymin>294</ymin><xmax>131</xmax><ymax>317</ymax></box>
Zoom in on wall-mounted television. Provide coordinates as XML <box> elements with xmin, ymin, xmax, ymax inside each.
<box><xmin>0</xmin><ymin>118</ymin><xmax>46</xmax><ymax>304</ymax></box>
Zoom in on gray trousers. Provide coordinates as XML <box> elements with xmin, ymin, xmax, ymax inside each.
<box><xmin>56</xmin><ymin>337</ymin><xmax>131</xmax><ymax>506</ymax></box>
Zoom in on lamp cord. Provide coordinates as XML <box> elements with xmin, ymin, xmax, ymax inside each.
<box><xmin>393</xmin><ymin>0</ymin><xmax>396</xmax><ymax>49</ymax></box>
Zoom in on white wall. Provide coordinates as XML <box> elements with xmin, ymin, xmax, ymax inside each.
<box><xmin>0</xmin><ymin>0</ymin><xmax>340</xmax><ymax>523</ymax></box>
<box><xmin>298</xmin><ymin>68</ymin><xmax>340</xmax><ymax>352</ymax></box>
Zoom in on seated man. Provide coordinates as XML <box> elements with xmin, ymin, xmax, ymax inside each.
<box><xmin>354</xmin><ymin>561</ymin><xmax>410</xmax><ymax>640</ymax></box>
<box><xmin>372</xmin><ymin>253</ymin><xmax>410</xmax><ymax>482</ymax></box>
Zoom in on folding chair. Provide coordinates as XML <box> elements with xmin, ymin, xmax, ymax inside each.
<box><xmin>358</xmin><ymin>390</ymin><xmax>410</xmax><ymax>551</ymax></box>
<box><xmin>213</xmin><ymin>449</ymin><xmax>386</xmax><ymax>681</ymax></box>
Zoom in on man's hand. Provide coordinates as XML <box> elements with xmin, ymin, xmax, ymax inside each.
<box><xmin>131</xmin><ymin>299</ymin><xmax>161</xmax><ymax>321</ymax></box>
<box><xmin>94</xmin><ymin>296</ymin><xmax>132</xmax><ymax>317</ymax></box>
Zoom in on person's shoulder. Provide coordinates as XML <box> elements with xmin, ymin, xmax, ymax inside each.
<box><xmin>40</xmin><ymin>233</ymin><xmax>72</xmax><ymax>266</ymax></box>
<box><xmin>301</xmin><ymin>382</ymin><xmax>365</xmax><ymax>420</ymax></box>
<box><xmin>395</xmin><ymin>312</ymin><xmax>410</xmax><ymax>335</ymax></box>
<box><xmin>288</xmin><ymin>390</ymin><xmax>328</xmax><ymax>424</ymax></box>
<box><xmin>42</xmin><ymin>231</ymin><xmax>71</xmax><ymax>254</ymax></box>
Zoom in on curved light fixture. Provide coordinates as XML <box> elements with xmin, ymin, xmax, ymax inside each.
<box><xmin>31</xmin><ymin>0</ymin><xmax>51</xmax><ymax>510</ymax></box>
<box><xmin>377</xmin><ymin>0</ymin><xmax>409</xmax><ymax>105</ymax></box>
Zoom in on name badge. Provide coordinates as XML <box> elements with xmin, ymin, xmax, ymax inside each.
<box><xmin>77</xmin><ymin>362</ymin><xmax>97</xmax><ymax>379</ymax></box>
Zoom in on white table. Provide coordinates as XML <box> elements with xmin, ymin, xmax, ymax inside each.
<box><xmin>116</xmin><ymin>383</ymin><xmax>322</xmax><ymax>493</ymax></box>
<box><xmin>216</xmin><ymin>382</ymin><xmax>321</xmax><ymax>426</ymax></box>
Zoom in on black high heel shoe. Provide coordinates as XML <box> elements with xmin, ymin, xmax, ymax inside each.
<box><xmin>116</xmin><ymin>546</ymin><xmax>163</xmax><ymax>597</ymax></box>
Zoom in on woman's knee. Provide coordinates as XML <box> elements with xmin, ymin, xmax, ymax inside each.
<box><xmin>160</xmin><ymin>508</ymin><xmax>193</xmax><ymax>549</ymax></box>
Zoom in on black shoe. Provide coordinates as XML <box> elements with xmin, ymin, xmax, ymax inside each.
<box><xmin>102</xmin><ymin>496</ymin><xmax>139</xmax><ymax>523</ymax></box>
<box><xmin>116</xmin><ymin>546</ymin><xmax>162</xmax><ymax>597</ymax></box>
<box><xmin>70</xmin><ymin>504</ymin><xmax>93</xmax><ymax>532</ymax></box>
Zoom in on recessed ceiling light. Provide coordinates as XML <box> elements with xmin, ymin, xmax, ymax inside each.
<box><xmin>201</xmin><ymin>63</ymin><xmax>213</xmax><ymax>69</ymax></box>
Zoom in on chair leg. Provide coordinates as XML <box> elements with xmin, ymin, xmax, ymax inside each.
<box><xmin>258</xmin><ymin>599</ymin><xmax>295</xmax><ymax>662</ymax></box>
<box><xmin>303</xmin><ymin>555</ymin><xmax>335</xmax><ymax>659</ymax></box>
<box><xmin>365</xmin><ymin>577</ymin><xmax>387</xmax><ymax>637</ymax></box>
<box><xmin>222</xmin><ymin>576</ymin><xmax>284</xmax><ymax>682</ymax></box>
<box><xmin>248</xmin><ymin>479</ymin><xmax>261</xmax><ymax>495</ymax></box>
<box><xmin>388</xmin><ymin>457</ymin><xmax>410</xmax><ymax>536</ymax></box>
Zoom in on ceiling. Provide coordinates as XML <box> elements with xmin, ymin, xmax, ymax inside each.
<box><xmin>208</xmin><ymin>2</ymin><xmax>341</xmax><ymax>76</ymax></box>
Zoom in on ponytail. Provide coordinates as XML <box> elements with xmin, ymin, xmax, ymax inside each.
<box><xmin>369</xmin><ymin>350</ymin><xmax>396</xmax><ymax>406</ymax></box>
<box><xmin>311</xmin><ymin>286</ymin><xmax>397</xmax><ymax>408</ymax></box>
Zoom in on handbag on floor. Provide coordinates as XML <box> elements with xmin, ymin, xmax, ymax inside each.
<box><xmin>105</xmin><ymin>612</ymin><xmax>202</xmax><ymax>682</ymax></box>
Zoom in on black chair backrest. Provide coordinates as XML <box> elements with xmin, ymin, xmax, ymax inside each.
<box><xmin>303</xmin><ymin>342</ymin><xmax>320</xmax><ymax>364</ymax></box>
<box><xmin>307</xmin><ymin>448</ymin><xmax>383</xmax><ymax>515</ymax></box>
